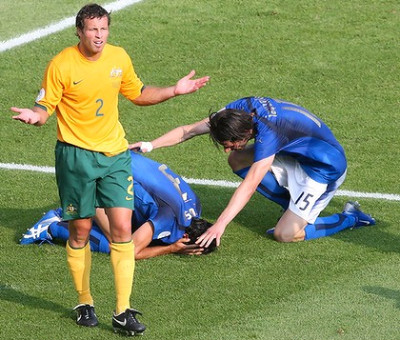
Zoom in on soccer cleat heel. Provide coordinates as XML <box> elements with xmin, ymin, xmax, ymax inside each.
<box><xmin>112</xmin><ymin>308</ymin><xmax>146</xmax><ymax>336</ymax></box>
<box><xmin>266</xmin><ymin>227</ymin><xmax>275</xmax><ymax>235</ymax></box>
<box><xmin>342</xmin><ymin>201</ymin><xmax>376</xmax><ymax>228</ymax></box>
<box><xmin>19</xmin><ymin>209</ymin><xmax>62</xmax><ymax>245</ymax></box>
<box><xmin>73</xmin><ymin>304</ymin><xmax>99</xmax><ymax>327</ymax></box>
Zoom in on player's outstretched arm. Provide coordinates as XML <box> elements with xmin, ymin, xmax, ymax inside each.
<box><xmin>131</xmin><ymin>70</ymin><xmax>210</xmax><ymax>106</ymax></box>
<box><xmin>129</xmin><ymin>118</ymin><xmax>210</xmax><ymax>152</ymax></box>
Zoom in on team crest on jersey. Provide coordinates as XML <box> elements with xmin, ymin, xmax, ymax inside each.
<box><xmin>110</xmin><ymin>67</ymin><xmax>123</xmax><ymax>78</ymax></box>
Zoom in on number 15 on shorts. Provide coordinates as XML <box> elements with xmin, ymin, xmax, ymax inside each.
<box><xmin>295</xmin><ymin>192</ymin><xmax>314</xmax><ymax>211</ymax></box>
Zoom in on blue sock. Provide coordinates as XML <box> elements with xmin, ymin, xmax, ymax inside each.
<box><xmin>49</xmin><ymin>221</ymin><xmax>110</xmax><ymax>254</ymax></box>
<box><xmin>235</xmin><ymin>167</ymin><xmax>290</xmax><ymax>209</ymax></box>
<box><xmin>304</xmin><ymin>213</ymin><xmax>356</xmax><ymax>240</ymax></box>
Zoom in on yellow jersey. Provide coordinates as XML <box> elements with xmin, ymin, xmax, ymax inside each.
<box><xmin>35</xmin><ymin>44</ymin><xmax>144</xmax><ymax>156</ymax></box>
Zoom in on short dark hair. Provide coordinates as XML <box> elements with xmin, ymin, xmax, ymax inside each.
<box><xmin>75</xmin><ymin>3</ymin><xmax>110</xmax><ymax>31</ymax></box>
<box><xmin>185</xmin><ymin>218</ymin><xmax>217</xmax><ymax>255</ymax></box>
<box><xmin>208</xmin><ymin>109</ymin><xmax>254</xmax><ymax>146</ymax></box>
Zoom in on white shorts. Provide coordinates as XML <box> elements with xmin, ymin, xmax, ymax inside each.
<box><xmin>270</xmin><ymin>155</ymin><xmax>346</xmax><ymax>223</ymax></box>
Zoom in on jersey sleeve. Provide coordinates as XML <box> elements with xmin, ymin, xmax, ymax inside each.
<box><xmin>34</xmin><ymin>60</ymin><xmax>63</xmax><ymax>115</ymax></box>
<box><xmin>119</xmin><ymin>50</ymin><xmax>144</xmax><ymax>101</ymax></box>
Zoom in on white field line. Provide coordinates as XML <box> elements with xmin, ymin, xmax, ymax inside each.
<box><xmin>0</xmin><ymin>0</ymin><xmax>144</xmax><ymax>53</ymax></box>
<box><xmin>1</xmin><ymin>162</ymin><xmax>400</xmax><ymax>201</ymax></box>
<box><xmin>1</xmin><ymin>1</ymin><xmax>398</xmax><ymax>202</ymax></box>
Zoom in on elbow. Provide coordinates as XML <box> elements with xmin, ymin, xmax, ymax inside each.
<box><xmin>131</xmin><ymin>99</ymin><xmax>148</xmax><ymax>106</ymax></box>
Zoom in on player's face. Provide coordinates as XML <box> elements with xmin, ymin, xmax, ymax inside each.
<box><xmin>77</xmin><ymin>16</ymin><xmax>109</xmax><ymax>60</ymax></box>
<box><xmin>221</xmin><ymin>139</ymin><xmax>249</xmax><ymax>153</ymax></box>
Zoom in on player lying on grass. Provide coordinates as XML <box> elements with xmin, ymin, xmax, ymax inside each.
<box><xmin>20</xmin><ymin>151</ymin><xmax>216</xmax><ymax>259</ymax></box>
<box><xmin>131</xmin><ymin>96</ymin><xmax>376</xmax><ymax>247</ymax></box>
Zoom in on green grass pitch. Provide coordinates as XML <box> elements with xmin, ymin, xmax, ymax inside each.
<box><xmin>1</xmin><ymin>1</ymin><xmax>400</xmax><ymax>339</ymax></box>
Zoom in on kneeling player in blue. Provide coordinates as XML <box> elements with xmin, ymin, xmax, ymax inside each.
<box><xmin>20</xmin><ymin>152</ymin><xmax>216</xmax><ymax>259</ymax></box>
<box><xmin>132</xmin><ymin>96</ymin><xmax>376</xmax><ymax>246</ymax></box>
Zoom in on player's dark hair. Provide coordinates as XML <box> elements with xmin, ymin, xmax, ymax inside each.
<box><xmin>185</xmin><ymin>218</ymin><xmax>217</xmax><ymax>255</ymax></box>
<box><xmin>75</xmin><ymin>3</ymin><xmax>111</xmax><ymax>32</ymax></box>
<box><xmin>208</xmin><ymin>109</ymin><xmax>254</xmax><ymax>147</ymax></box>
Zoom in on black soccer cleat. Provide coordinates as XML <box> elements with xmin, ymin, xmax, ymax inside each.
<box><xmin>73</xmin><ymin>304</ymin><xmax>99</xmax><ymax>327</ymax></box>
<box><xmin>112</xmin><ymin>308</ymin><xmax>146</xmax><ymax>336</ymax></box>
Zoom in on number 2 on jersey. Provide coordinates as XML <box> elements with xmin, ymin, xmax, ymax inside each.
<box><xmin>96</xmin><ymin>98</ymin><xmax>104</xmax><ymax>117</ymax></box>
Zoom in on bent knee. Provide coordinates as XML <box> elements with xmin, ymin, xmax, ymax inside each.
<box><xmin>273</xmin><ymin>229</ymin><xmax>304</xmax><ymax>243</ymax></box>
<box><xmin>274</xmin><ymin>230</ymin><xmax>296</xmax><ymax>243</ymax></box>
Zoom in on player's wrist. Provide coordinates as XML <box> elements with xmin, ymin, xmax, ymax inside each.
<box><xmin>140</xmin><ymin>141</ymin><xmax>153</xmax><ymax>153</ymax></box>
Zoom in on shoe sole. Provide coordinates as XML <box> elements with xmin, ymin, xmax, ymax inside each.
<box><xmin>113</xmin><ymin>327</ymin><xmax>145</xmax><ymax>336</ymax></box>
<box><xmin>76</xmin><ymin>318</ymin><xmax>99</xmax><ymax>327</ymax></box>
<box><xmin>76</xmin><ymin>322</ymin><xmax>99</xmax><ymax>327</ymax></box>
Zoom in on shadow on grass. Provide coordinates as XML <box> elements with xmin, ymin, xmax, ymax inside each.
<box><xmin>363</xmin><ymin>286</ymin><xmax>400</xmax><ymax>310</ymax></box>
<box><xmin>0</xmin><ymin>282</ymin><xmax>70</xmax><ymax>318</ymax></box>
<box><xmin>0</xmin><ymin>282</ymin><xmax>112</xmax><ymax>332</ymax></box>
<box><xmin>0</xmin><ymin>204</ymin><xmax>60</xmax><ymax>243</ymax></box>
<box><xmin>327</xmin><ymin>199</ymin><xmax>400</xmax><ymax>254</ymax></box>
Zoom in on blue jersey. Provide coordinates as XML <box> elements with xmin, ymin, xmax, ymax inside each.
<box><xmin>224</xmin><ymin>97</ymin><xmax>347</xmax><ymax>184</ymax></box>
<box><xmin>130</xmin><ymin>151</ymin><xmax>202</xmax><ymax>244</ymax></box>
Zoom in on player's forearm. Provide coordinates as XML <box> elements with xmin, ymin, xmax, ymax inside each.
<box><xmin>132</xmin><ymin>86</ymin><xmax>177</xmax><ymax>106</ymax></box>
<box><xmin>150</xmin><ymin>126</ymin><xmax>189</xmax><ymax>150</ymax></box>
<box><xmin>151</xmin><ymin>119</ymin><xmax>210</xmax><ymax>150</ymax></box>
<box><xmin>216</xmin><ymin>158</ymin><xmax>273</xmax><ymax>227</ymax></box>
<box><xmin>216</xmin><ymin>181</ymin><xmax>256</xmax><ymax>227</ymax></box>
<box><xmin>135</xmin><ymin>244</ymin><xmax>175</xmax><ymax>260</ymax></box>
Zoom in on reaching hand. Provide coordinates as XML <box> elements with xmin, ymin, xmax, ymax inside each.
<box><xmin>196</xmin><ymin>222</ymin><xmax>226</xmax><ymax>248</ymax></box>
<box><xmin>174</xmin><ymin>70</ymin><xmax>210</xmax><ymax>96</ymax></box>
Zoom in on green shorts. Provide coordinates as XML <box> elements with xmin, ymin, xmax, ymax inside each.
<box><xmin>55</xmin><ymin>141</ymin><xmax>134</xmax><ymax>220</ymax></box>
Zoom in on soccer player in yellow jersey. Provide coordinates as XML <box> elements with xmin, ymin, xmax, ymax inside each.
<box><xmin>11</xmin><ymin>3</ymin><xmax>209</xmax><ymax>336</ymax></box>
